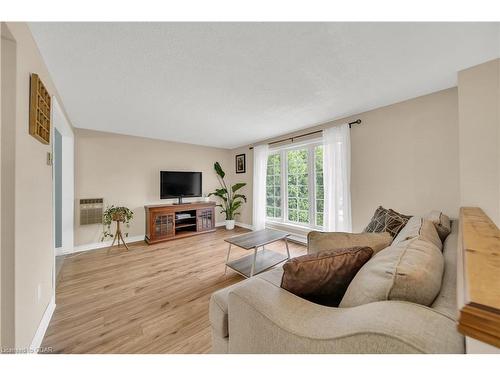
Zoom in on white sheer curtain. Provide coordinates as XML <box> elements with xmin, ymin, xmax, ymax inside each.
<box><xmin>252</xmin><ymin>144</ymin><xmax>269</xmax><ymax>231</ymax></box>
<box><xmin>323</xmin><ymin>124</ymin><xmax>352</xmax><ymax>232</ymax></box>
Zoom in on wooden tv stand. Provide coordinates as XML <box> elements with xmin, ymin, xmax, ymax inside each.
<box><xmin>144</xmin><ymin>201</ymin><xmax>216</xmax><ymax>244</ymax></box>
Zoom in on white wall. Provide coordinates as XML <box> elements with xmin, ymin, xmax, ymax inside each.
<box><xmin>75</xmin><ymin>128</ymin><xmax>233</xmax><ymax>247</ymax></box>
<box><xmin>458</xmin><ymin>59</ymin><xmax>500</xmax><ymax>226</ymax></box>
<box><xmin>234</xmin><ymin>88</ymin><xmax>461</xmax><ymax>232</ymax></box>
<box><xmin>0</xmin><ymin>20</ymin><xmax>2</xmax><ymax>344</ymax></box>
<box><xmin>0</xmin><ymin>22</ymin><xmax>75</xmax><ymax>349</ymax></box>
<box><xmin>1</xmin><ymin>27</ymin><xmax>16</xmax><ymax>348</ymax></box>
<box><xmin>228</xmin><ymin>146</ymin><xmax>253</xmax><ymax>227</ymax></box>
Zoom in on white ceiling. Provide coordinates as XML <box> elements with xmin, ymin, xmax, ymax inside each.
<box><xmin>30</xmin><ymin>22</ymin><xmax>499</xmax><ymax>149</ymax></box>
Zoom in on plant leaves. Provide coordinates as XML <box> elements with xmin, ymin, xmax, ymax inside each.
<box><xmin>208</xmin><ymin>190</ymin><xmax>228</xmax><ymax>202</ymax></box>
<box><xmin>233</xmin><ymin>194</ymin><xmax>247</xmax><ymax>202</ymax></box>
<box><xmin>209</xmin><ymin>160</ymin><xmax>247</xmax><ymax>220</ymax></box>
<box><xmin>231</xmin><ymin>200</ymin><xmax>242</xmax><ymax>212</ymax></box>
<box><xmin>214</xmin><ymin>162</ymin><xmax>225</xmax><ymax>179</ymax></box>
<box><xmin>231</xmin><ymin>183</ymin><xmax>246</xmax><ymax>193</ymax></box>
<box><xmin>101</xmin><ymin>205</ymin><xmax>134</xmax><ymax>241</ymax></box>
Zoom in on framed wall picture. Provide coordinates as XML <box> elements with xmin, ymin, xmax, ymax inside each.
<box><xmin>235</xmin><ymin>153</ymin><xmax>246</xmax><ymax>174</ymax></box>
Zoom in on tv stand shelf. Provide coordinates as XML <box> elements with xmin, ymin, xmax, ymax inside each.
<box><xmin>176</xmin><ymin>223</ymin><xmax>197</xmax><ymax>229</ymax></box>
<box><xmin>144</xmin><ymin>201</ymin><xmax>216</xmax><ymax>244</ymax></box>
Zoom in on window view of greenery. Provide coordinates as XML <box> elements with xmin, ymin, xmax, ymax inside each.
<box><xmin>287</xmin><ymin>149</ymin><xmax>309</xmax><ymax>224</ymax></box>
<box><xmin>315</xmin><ymin>146</ymin><xmax>324</xmax><ymax>226</ymax></box>
<box><xmin>265</xmin><ymin>142</ymin><xmax>324</xmax><ymax>228</ymax></box>
<box><xmin>266</xmin><ymin>153</ymin><xmax>281</xmax><ymax>218</ymax></box>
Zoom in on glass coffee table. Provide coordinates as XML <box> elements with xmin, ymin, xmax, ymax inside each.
<box><xmin>224</xmin><ymin>229</ymin><xmax>291</xmax><ymax>278</ymax></box>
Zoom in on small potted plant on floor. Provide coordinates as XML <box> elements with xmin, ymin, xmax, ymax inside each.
<box><xmin>102</xmin><ymin>205</ymin><xmax>134</xmax><ymax>249</ymax></box>
<box><xmin>209</xmin><ymin>162</ymin><xmax>247</xmax><ymax>230</ymax></box>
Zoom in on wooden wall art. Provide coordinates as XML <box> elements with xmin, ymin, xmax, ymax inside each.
<box><xmin>29</xmin><ymin>73</ymin><xmax>51</xmax><ymax>144</ymax></box>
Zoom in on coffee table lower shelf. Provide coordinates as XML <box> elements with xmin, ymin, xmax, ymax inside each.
<box><xmin>226</xmin><ymin>250</ymin><xmax>288</xmax><ymax>278</ymax></box>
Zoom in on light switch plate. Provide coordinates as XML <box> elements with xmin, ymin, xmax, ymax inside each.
<box><xmin>47</xmin><ymin>152</ymin><xmax>53</xmax><ymax>166</ymax></box>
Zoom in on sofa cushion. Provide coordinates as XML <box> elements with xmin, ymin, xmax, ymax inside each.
<box><xmin>281</xmin><ymin>247</ymin><xmax>373</xmax><ymax>307</ymax></box>
<box><xmin>392</xmin><ymin>217</ymin><xmax>442</xmax><ymax>250</ymax></box>
<box><xmin>255</xmin><ymin>267</ymin><xmax>284</xmax><ymax>287</ymax></box>
<box><xmin>431</xmin><ymin>220</ymin><xmax>458</xmax><ymax>320</ymax></box>
<box><xmin>424</xmin><ymin>210</ymin><xmax>451</xmax><ymax>242</ymax></box>
<box><xmin>364</xmin><ymin>206</ymin><xmax>411</xmax><ymax>238</ymax></box>
<box><xmin>340</xmin><ymin>236</ymin><xmax>444</xmax><ymax>308</ymax></box>
<box><xmin>307</xmin><ymin>231</ymin><xmax>392</xmax><ymax>255</ymax></box>
<box><xmin>209</xmin><ymin>267</ymin><xmax>284</xmax><ymax>338</ymax></box>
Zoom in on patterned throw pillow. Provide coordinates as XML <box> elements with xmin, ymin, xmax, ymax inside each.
<box><xmin>364</xmin><ymin>206</ymin><xmax>411</xmax><ymax>238</ymax></box>
<box><xmin>363</xmin><ymin>206</ymin><xmax>388</xmax><ymax>233</ymax></box>
<box><xmin>385</xmin><ymin>209</ymin><xmax>412</xmax><ymax>238</ymax></box>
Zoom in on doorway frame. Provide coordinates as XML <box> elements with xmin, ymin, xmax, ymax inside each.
<box><xmin>51</xmin><ymin>97</ymin><xmax>75</xmax><ymax>265</ymax></box>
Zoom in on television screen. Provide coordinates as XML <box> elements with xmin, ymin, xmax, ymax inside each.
<box><xmin>160</xmin><ymin>171</ymin><xmax>202</xmax><ymax>199</ymax></box>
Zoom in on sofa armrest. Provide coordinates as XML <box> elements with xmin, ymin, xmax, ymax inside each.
<box><xmin>227</xmin><ymin>278</ymin><xmax>464</xmax><ymax>353</ymax></box>
<box><xmin>210</xmin><ymin>280</ymin><xmax>250</xmax><ymax>339</ymax></box>
<box><xmin>307</xmin><ymin>231</ymin><xmax>392</xmax><ymax>255</ymax></box>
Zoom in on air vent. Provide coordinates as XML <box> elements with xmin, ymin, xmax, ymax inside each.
<box><xmin>80</xmin><ymin>198</ymin><xmax>104</xmax><ymax>225</ymax></box>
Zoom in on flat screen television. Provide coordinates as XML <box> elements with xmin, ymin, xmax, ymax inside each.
<box><xmin>160</xmin><ymin>171</ymin><xmax>202</xmax><ymax>204</ymax></box>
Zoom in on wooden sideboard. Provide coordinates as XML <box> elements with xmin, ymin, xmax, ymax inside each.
<box><xmin>145</xmin><ymin>201</ymin><xmax>216</xmax><ymax>244</ymax></box>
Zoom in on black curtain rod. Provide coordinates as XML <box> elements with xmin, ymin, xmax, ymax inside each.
<box><xmin>248</xmin><ymin>119</ymin><xmax>361</xmax><ymax>150</ymax></box>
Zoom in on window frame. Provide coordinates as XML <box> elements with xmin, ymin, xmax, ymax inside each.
<box><xmin>265</xmin><ymin>152</ymin><xmax>282</xmax><ymax>219</ymax></box>
<box><xmin>265</xmin><ymin>138</ymin><xmax>324</xmax><ymax>231</ymax></box>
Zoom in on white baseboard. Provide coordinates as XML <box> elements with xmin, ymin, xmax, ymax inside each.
<box><xmin>217</xmin><ymin>221</ymin><xmax>253</xmax><ymax>230</ymax></box>
<box><xmin>235</xmin><ymin>221</ymin><xmax>254</xmax><ymax>230</ymax></box>
<box><xmin>265</xmin><ymin>222</ymin><xmax>308</xmax><ymax>244</ymax></box>
<box><xmin>67</xmin><ymin>223</ymin><xmax>254</xmax><ymax>256</ymax></box>
<box><xmin>69</xmin><ymin>235</ymin><xmax>145</xmax><ymax>255</ymax></box>
<box><xmin>30</xmin><ymin>294</ymin><xmax>56</xmax><ymax>353</ymax></box>
<box><xmin>55</xmin><ymin>248</ymin><xmax>65</xmax><ymax>256</ymax></box>
<box><xmin>285</xmin><ymin>233</ymin><xmax>307</xmax><ymax>244</ymax></box>
<box><xmin>55</xmin><ymin>244</ymin><xmax>77</xmax><ymax>256</ymax></box>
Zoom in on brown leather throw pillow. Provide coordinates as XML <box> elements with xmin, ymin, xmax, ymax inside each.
<box><xmin>280</xmin><ymin>246</ymin><xmax>373</xmax><ymax>307</ymax></box>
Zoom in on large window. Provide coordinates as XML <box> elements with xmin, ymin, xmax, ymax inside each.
<box><xmin>287</xmin><ymin>149</ymin><xmax>309</xmax><ymax>224</ymax></box>
<box><xmin>266</xmin><ymin>140</ymin><xmax>324</xmax><ymax>229</ymax></box>
<box><xmin>315</xmin><ymin>145</ymin><xmax>324</xmax><ymax>227</ymax></box>
<box><xmin>266</xmin><ymin>153</ymin><xmax>281</xmax><ymax>218</ymax></box>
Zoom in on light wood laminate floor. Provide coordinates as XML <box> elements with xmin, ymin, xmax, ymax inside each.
<box><xmin>42</xmin><ymin>227</ymin><xmax>306</xmax><ymax>353</ymax></box>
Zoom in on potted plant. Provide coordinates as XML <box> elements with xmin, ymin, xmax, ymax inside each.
<box><xmin>101</xmin><ymin>205</ymin><xmax>134</xmax><ymax>242</ymax></box>
<box><xmin>209</xmin><ymin>162</ymin><xmax>247</xmax><ymax>230</ymax></box>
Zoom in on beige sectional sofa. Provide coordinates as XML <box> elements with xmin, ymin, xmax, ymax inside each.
<box><xmin>209</xmin><ymin>218</ymin><xmax>465</xmax><ymax>354</ymax></box>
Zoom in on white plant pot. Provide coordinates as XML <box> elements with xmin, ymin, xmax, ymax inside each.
<box><xmin>225</xmin><ymin>220</ymin><xmax>235</xmax><ymax>230</ymax></box>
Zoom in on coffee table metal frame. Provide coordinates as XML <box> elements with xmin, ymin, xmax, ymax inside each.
<box><xmin>224</xmin><ymin>229</ymin><xmax>291</xmax><ymax>278</ymax></box>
